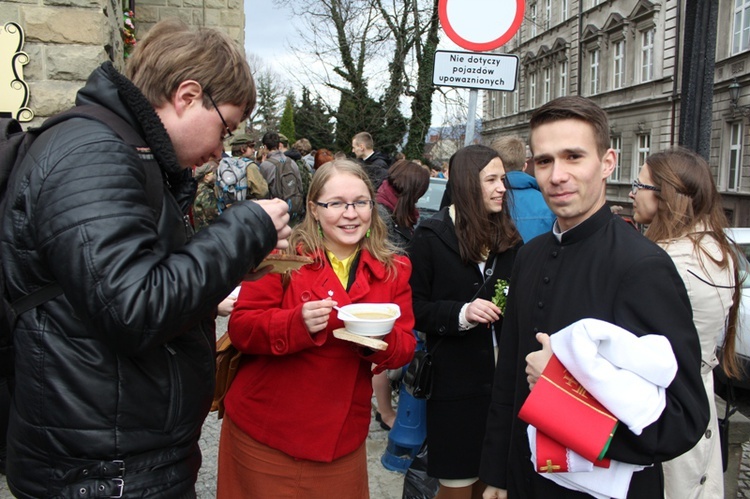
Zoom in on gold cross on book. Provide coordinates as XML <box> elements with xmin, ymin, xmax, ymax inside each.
<box><xmin>540</xmin><ymin>459</ymin><xmax>561</xmax><ymax>473</ymax></box>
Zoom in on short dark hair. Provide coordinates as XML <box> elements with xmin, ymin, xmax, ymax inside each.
<box><xmin>231</xmin><ymin>142</ymin><xmax>254</xmax><ymax>157</ymax></box>
<box><xmin>530</xmin><ymin>96</ymin><xmax>610</xmax><ymax>158</ymax></box>
<box><xmin>262</xmin><ymin>131</ymin><xmax>280</xmax><ymax>151</ymax></box>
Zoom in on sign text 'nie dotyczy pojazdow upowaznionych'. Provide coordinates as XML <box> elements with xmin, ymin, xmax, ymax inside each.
<box><xmin>433</xmin><ymin>50</ymin><xmax>519</xmax><ymax>92</ymax></box>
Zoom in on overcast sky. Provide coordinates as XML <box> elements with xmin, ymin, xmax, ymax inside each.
<box><xmin>244</xmin><ymin>1</ymin><xmax>296</xmax><ymax>69</ymax></box>
<box><xmin>243</xmin><ymin>0</ymin><xmax>480</xmax><ymax>130</ymax></box>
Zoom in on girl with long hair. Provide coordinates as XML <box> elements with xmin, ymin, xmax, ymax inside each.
<box><xmin>372</xmin><ymin>159</ymin><xmax>430</xmax><ymax>429</ymax></box>
<box><xmin>630</xmin><ymin>147</ymin><xmax>742</xmax><ymax>499</ymax></box>
<box><xmin>217</xmin><ymin>159</ymin><xmax>416</xmax><ymax>498</ymax></box>
<box><xmin>409</xmin><ymin>145</ymin><xmax>522</xmax><ymax>499</ymax></box>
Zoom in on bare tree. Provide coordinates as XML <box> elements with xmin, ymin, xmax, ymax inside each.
<box><xmin>402</xmin><ymin>0</ymin><xmax>439</xmax><ymax>159</ymax></box>
<box><xmin>247</xmin><ymin>54</ymin><xmax>287</xmax><ymax>137</ymax></box>
<box><xmin>281</xmin><ymin>0</ymin><xmax>441</xmax><ymax>156</ymax></box>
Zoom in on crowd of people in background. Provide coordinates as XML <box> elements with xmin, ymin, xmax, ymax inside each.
<box><xmin>190</xmin><ymin>126</ymin><xmax>452</xmax><ymax>238</ymax></box>
<box><xmin>0</xmin><ymin>17</ymin><xmax>743</xmax><ymax>499</ymax></box>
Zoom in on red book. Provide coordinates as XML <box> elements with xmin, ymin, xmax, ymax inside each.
<box><xmin>535</xmin><ymin>429</ymin><xmax>610</xmax><ymax>473</ymax></box>
<box><xmin>519</xmin><ymin>354</ymin><xmax>618</xmax><ymax>463</ymax></box>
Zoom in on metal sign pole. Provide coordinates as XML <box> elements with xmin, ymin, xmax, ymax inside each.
<box><xmin>464</xmin><ymin>88</ymin><xmax>478</xmax><ymax>146</ymax></box>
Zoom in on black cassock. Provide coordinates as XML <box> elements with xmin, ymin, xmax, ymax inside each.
<box><xmin>479</xmin><ymin>205</ymin><xmax>709</xmax><ymax>498</ymax></box>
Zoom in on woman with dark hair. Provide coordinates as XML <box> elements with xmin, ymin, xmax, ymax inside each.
<box><xmin>377</xmin><ymin>159</ymin><xmax>430</xmax><ymax>249</ymax></box>
<box><xmin>409</xmin><ymin>145</ymin><xmax>521</xmax><ymax>499</ymax></box>
<box><xmin>371</xmin><ymin>159</ymin><xmax>430</xmax><ymax>429</ymax></box>
<box><xmin>630</xmin><ymin>147</ymin><xmax>741</xmax><ymax>499</ymax></box>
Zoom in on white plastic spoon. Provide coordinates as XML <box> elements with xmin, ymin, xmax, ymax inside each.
<box><xmin>328</xmin><ymin>290</ymin><xmax>358</xmax><ymax>320</ymax></box>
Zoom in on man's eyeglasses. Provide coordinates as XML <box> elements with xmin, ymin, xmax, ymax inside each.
<box><xmin>631</xmin><ymin>180</ymin><xmax>661</xmax><ymax>196</ymax></box>
<box><xmin>205</xmin><ymin>91</ymin><xmax>233</xmax><ymax>142</ymax></box>
<box><xmin>314</xmin><ymin>200</ymin><xmax>375</xmax><ymax>212</ymax></box>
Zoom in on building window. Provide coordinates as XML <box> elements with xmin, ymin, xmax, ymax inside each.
<box><xmin>543</xmin><ymin>67</ymin><xmax>551</xmax><ymax>103</ymax></box>
<box><xmin>613</xmin><ymin>40</ymin><xmax>625</xmax><ymax>90</ymax></box>
<box><xmin>589</xmin><ymin>49</ymin><xmax>600</xmax><ymax>95</ymax></box>
<box><xmin>561</xmin><ymin>0</ymin><xmax>568</xmax><ymax>21</ymax></box>
<box><xmin>734</xmin><ymin>0</ymin><xmax>750</xmax><ymax>54</ymax></box>
<box><xmin>529</xmin><ymin>72</ymin><xmax>537</xmax><ymax>108</ymax></box>
<box><xmin>640</xmin><ymin>28</ymin><xmax>655</xmax><ymax>83</ymax></box>
<box><xmin>728</xmin><ymin>122</ymin><xmax>743</xmax><ymax>191</ymax></box>
<box><xmin>501</xmin><ymin>93</ymin><xmax>508</xmax><ymax>115</ymax></box>
<box><xmin>530</xmin><ymin>3</ymin><xmax>538</xmax><ymax>37</ymax></box>
<box><xmin>488</xmin><ymin>92</ymin><xmax>497</xmax><ymax>118</ymax></box>
<box><xmin>610</xmin><ymin>136</ymin><xmax>622</xmax><ymax>182</ymax></box>
<box><xmin>559</xmin><ymin>60</ymin><xmax>568</xmax><ymax>97</ymax></box>
<box><xmin>544</xmin><ymin>0</ymin><xmax>551</xmax><ymax>29</ymax></box>
<box><xmin>636</xmin><ymin>133</ymin><xmax>650</xmax><ymax>170</ymax></box>
<box><xmin>513</xmin><ymin>90</ymin><xmax>519</xmax><ymax>113</ymax></box>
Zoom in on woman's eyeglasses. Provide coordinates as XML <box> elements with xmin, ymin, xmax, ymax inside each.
<box><xmin>314</xmin><ymin>200</ymin><xmax>375</xmax><ymax>212</ymax></box>
<box><xmin>631</xmin><ymin>180</ymin><xmax>660</xmax><ymax>195</ymax></box>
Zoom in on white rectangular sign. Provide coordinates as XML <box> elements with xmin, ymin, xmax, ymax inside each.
<box><xmin>433</xmin><ymin>50</ymin><xmax>519</xmax><ymax>92</ymax></box>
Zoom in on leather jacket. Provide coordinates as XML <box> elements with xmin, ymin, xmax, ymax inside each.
<box><xmin>0</xmin><ymin>62</ymin><xmax>277</xmax><ymax>498</ymax></box>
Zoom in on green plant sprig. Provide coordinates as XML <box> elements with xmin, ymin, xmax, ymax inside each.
<box><xmin>492</xmin><ymin>278</ymin><xmax>510</xmax><ymax>315</ymax></box>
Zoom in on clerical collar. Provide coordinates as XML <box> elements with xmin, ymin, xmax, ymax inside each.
<box><xmin>552</xmin><ymin>220</ymin><xmax>565</xmax><ymax>242</ymax></box>
<box><xmin>552</xmin><ymin>219</ymin><xmax>584</xmax><ymax>242</ymax></box>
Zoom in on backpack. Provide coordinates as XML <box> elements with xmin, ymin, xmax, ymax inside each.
<box><xmin>295</xmin><ymin>159</ymin><xmax>312</xmax><ymax>201</ymax></box>
<box><xmin>0</xmin><ymin>105</ymin><xmax>163</xmax><ymax>377</ymax></box>
<box><xmin>216</xmin><ymin>156</ymin><xmax>249</xmax><ymax>211</ymax></box>
<box><xmin>267</xmin><ymin>156</ymin><xmax>305</xmax><ymax>224</ymax></box>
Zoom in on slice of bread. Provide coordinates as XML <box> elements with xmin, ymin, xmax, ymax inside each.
<box><xmin>258</xmin><ymin>253</ymin><xmax>314</xmax><ymax>273</ymax></box>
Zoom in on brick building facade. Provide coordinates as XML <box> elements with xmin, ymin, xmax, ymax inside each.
<box><xmin>482</xmin><ymin>0</ymin><xmax>750</xmax><ymax>226</ymax></box>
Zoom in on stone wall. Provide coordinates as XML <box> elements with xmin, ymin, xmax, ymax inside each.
<box><xmin>1</xmin><ymin>0</ymin><xmax>245</xmax><ymax>126</ymax></box>
<box><xmin>134</xmin><ymin>0</ymin><xmax>244</xmax><ymax>46</ymax></box>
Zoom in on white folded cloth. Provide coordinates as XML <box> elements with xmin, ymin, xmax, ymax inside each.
<box><xmin>528</xmin><ymin>425</ymin><xmax>645</xmax><ymax>499</ymax></box>
<box><xmin>550</xmin><ymin>317</ymin><xmax>677</xmax><ymax>435</ymax></box>
<box><xmin>528</xmin><ymin>318</ymin><xmax>676</xmax><ymax>498</ymax></box>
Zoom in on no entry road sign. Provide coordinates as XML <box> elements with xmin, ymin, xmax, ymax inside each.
<box><xmin>438</xmin><ymin>0</ymin><xmax>525</xmax><ymax>52</ymax></box>
<box><xmin>433</xmin><ymin>50</ymin><xmax>519</xmax><ymax>91</ymax></box>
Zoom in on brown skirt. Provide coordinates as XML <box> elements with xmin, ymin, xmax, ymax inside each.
<box><xmin>217</xmin><ymin>415</ymin><xmax>369</xmax><ymax>499</ymax></box>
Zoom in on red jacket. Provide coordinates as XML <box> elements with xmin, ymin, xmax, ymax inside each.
<box><xmin>224</xmin><ymin>249</ymin><xmax>416</xmax><ymax>462</ymax></box>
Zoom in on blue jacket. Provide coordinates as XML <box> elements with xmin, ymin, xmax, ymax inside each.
<box><xmin>505</xmin><ymin>171</ymin><xmax>556</xmax><ymax>242</ymax></box>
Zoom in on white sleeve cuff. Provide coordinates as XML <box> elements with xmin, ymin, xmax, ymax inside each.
<box><xmin>459</xmin><ymin>303</ymin><xmax>478</xmax><ymax>331</ymax></box>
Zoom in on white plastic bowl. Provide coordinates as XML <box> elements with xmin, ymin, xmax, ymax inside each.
<box><xmin>338</xmin><ymin>303</ymin><xmax>401</xmax><ymax>337</ymax></box>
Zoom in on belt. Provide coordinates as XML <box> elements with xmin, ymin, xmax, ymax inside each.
<box><xmin>56</xmin><ymin>460</ymin><xmax>125</xmax><ymax>498</ymax></box>
<box><xmin>58</xmin><ymin>478</ymin><xmax>124</xmax><ymax>498</ymax></box>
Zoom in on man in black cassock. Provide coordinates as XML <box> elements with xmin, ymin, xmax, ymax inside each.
<box><xmin>479</xmin><ymin>96</ymin><xmax>709</xmax><ymax>499</ymax></box>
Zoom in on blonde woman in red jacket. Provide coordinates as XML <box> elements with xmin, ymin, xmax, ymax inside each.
<box><xmin>217</xmin><ymin>159</ymin><xmax>417</xmax><ymax>498</ymax></box>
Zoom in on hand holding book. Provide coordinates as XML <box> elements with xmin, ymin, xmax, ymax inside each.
<box><xmin>519</xmin><ymin>354</ymin><xmax>618</xmax><ymax>464</ymax></box>
<box><xmin>525</xmin><ymin>332</ymin><xmax>553</xmax><ymax>390</ymax></box>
